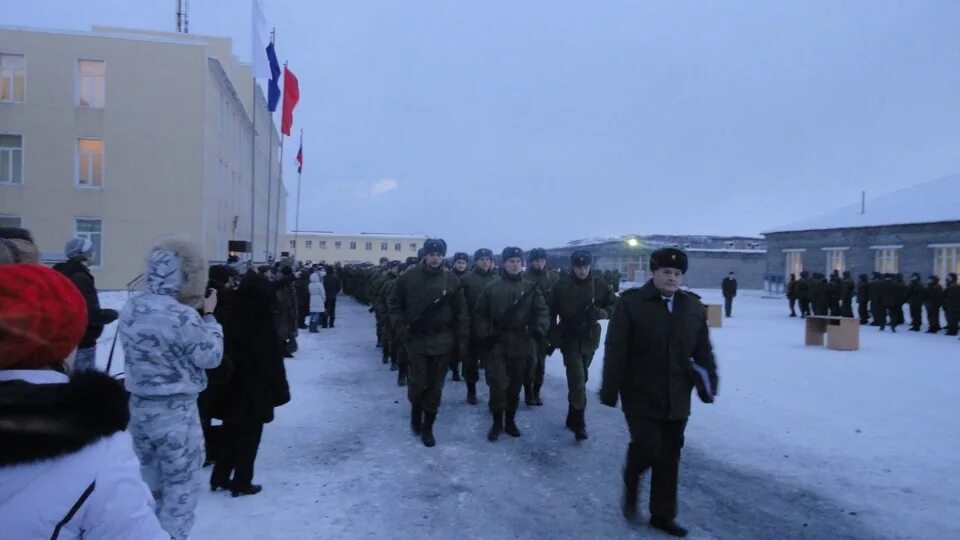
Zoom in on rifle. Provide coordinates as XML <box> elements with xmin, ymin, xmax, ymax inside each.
<box><xmin>407</xmin><ymin>283</ymin><xmax>463</xmax><ymax>337</ymax></box>
<box><xmin>480</xmin><ymin>282</ymin><xmax>540</xmax><ymax>352</ymax></box>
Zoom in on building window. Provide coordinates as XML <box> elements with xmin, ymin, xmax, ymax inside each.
<box><xmin>318</xmin><ymin>240</ymin><xmax>326</xmax><ymax>249</ymax></box>
<box><xmin>0</xmin><ymin>215</ymin><xmax>21</xmax><ymax>228</ymax></box>
<box><xmin>76</xmin><ymin>139</ymin><xmax>104</xmax><ymax>187</ymax></box>
<box><xmin>0</xmin><ymin>134</ymin><xmax>23</xmax><ymax>185</ymax></box>
<box><xmin>305</xmin><ymin>240</ymin><xmax>312</xmax><ymax>249</ymax></box>
<box><xmin>784</xmin><ymin>250</ymin><xmax>804</xmax><ymax>279</ymax></box>
<box><xmin>823</xmin><ymin>248</ymin><xmax>847</xmax><ymax>274</ymax></box>
<box><xmin>933</xmin><ymin>247</ymin><xmax>960</xmax><ymax>282</ymax></box>
<box><xmin>365</xmin><ymin>242</ymin><xmax>373</xmax><ymax>251</ymax></box>
<box><xmin>77</xmin><ymin>59</ymin><xmax>105</xmax><ymax>108</ymax></box>
<box><xmin>349</xmin><ymin>241</ymin><xmax>356</xmax><ymax>250</ymax></box>
<box><xmin>874</xmin><ymin>248</ymin><xmax>900</xmax><ymax>274</ymax></box>
<box><xmin>0</xmin><ymin>53</ymin><xmax>25</xmax><ymax>103</ymax></box>
<box><xmin>394</xmin><ymin>243</ymin><xmax>401</xmax><ymax>252</ymax></box>
<box><xmin>410</xmin><ymin>243</ymin><xmax>417</xmax><ymax>251</ymax></box>
<box><xmin>74</xmin><ymin>218</ymin><xmax>102</xmax><ymax>267</ymax></box>
<box><xmin>380</xmin><ymin>242</ymin><xmax>388</xmax><ymax>251</ymax></box>
<box><xmin>335</xmin><ymin>241</ymin><xmax>342</xmax><ymax>250</ymax></box>
<box><xmin>289</xmin><ymin>240</ymin><xmax>295</xmax><ymax>248</ymax></box>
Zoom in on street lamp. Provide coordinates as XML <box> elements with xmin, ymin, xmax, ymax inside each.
<box><xmin>627</xmin><ymin>237</ymin><xmax>639</xmax><ymax>247</ymax></box>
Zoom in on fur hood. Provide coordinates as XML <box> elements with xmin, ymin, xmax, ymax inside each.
<box><xmin>144</xmin><ymin>236</ymin><xmax>207</xmax><ymax>308</ymax></box>
<box><xmin>0</xmin><ymin>371</ymin><xmax>129</xmax><ymax>467</ymax></box>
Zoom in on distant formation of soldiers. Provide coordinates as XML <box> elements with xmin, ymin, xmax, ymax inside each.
<box><xmin>785</xmin><ymin>270</ymin><xmax>960</xmax><ymax>336</ymax></box>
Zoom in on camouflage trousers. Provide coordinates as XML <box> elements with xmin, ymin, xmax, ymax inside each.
<box><xmin>129</xmin><ymin>395</ymin><xmax>204</xmax><ymax>540</ymax></box>
<box><xmin>485</xmin><ymin>348</ymin><xmax>527</xmax><ymax>413</ymax></box>
<box><xmin>407</xmin><ymin>351</ymin><xmax>450</xmax><ymax>414</ymax></box>
<box><xmin>561</xmin><ymin>349</ymin><xmax>595</xmax><ymax>411</ymax></box>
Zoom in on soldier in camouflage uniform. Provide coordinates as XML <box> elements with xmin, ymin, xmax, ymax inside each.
<box><xmin>460</xmin><ymin>248</ymin><xmax>499</xmax><ymax>405</ymax></box>
<box><xmin>119</xmin><ymin>237</ymin><xmax>224</xmax><ymax>540</ymax></box>
<box><xmin>522</xmin><ymin>247</ymin><xmax>557</xmax><ymax>406</ymax></box>
<box><xmin>388</xmin><ymin>239</ymin><xmax>469</xmax><ymax>447</ymax></box>
<box><xmin>549</xmin><ymin>250</ymin><xmax>616</xmax><ymax>441</ymax></box>
<box><xmin>375</xmin><ymin>261</ymin><xmax>401</xmax><ymax>366</ymax></box>
<box><xmin>473</xmin><ymin>247</ymin><xmax>549</xmax><ymax>441</ymax></box>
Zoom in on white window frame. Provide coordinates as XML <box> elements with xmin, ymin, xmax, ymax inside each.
<box><xmin>380</xmin><ymin>242</ymin><xmax>388</xmax><ymax>251</ymax></box>
<box><xmin>0</xmin><ymin>52</ymin><xmax>26</xmax><ymax>104</ymax></box>
<box><xmin>931</xmin><ymin>245</ymin><xmax>960</xmax><ymax>282</ymax></box>
<box><xmin>304</xmin><ymin>240</ymin><xmax>312</xmax><ymax>249</ymax></box>
<box><xmin>409</xmin><ymin>243</ymin><xmax>417</xmax><ymax>251</ymax></box>
<box><xmin>784</xmin><ymin>249</ymin><xmax>804</xmax><ymax>280</ymax></box>
<box><xmin>365</xmin><ymin>242</ymin><xmax>373</xmax><ymax>251</ymax></box>
<box><xmin>0</xmin><ymin>214</ymin><xmax>22</xmax><ymax>228</ymax></box>
<box><xmin>0</xmin><ymin>132</ymin><xmax>24</xmax><ymax>185</ymax></box>
<box><xmin>349</xmin><ymin>241</ymin><xmax>357</xmax><ymax>250</ymax></box>
<box><xmin>394</xmin><ymin>243</ymin><xmax>401</xmax><ymax>252</ymax></box>
<box><xmin>76</xmin><ymin>58</ymin><xmax>106</xmax><ymax>109</ymax></box>
<box><xmin>74</xmin><ymin>217</ymin><xmax>103</xmax><ymax>269</ymax></box>
<box><xmin>289</xmin><ymin>240</ymin><xmax>295</xmax><ymax>248</ymax></box>
<box><xmin>75</xmin><ymin>138</ymin><xmax>104</xmax><ymax>188</ymax></box>
<box><xmin>823</xmin><ymin>248</ymin><xmax>848</xmax><ymax>275</ymax></box>
<box><xmin>334</xmin><ymin>241</ymin><xmax>341</xmax><ymax>250</ymax></box>
<box><xmin>872</xmin><ymin>246</ymin><xmax>900</xmax><ymax>274</ymax></box>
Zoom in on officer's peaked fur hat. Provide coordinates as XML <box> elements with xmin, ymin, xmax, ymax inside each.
<box><xmin>649</xmin><ymin>247</ymin><xmax>688</xmax><ymax>274</ymax></box>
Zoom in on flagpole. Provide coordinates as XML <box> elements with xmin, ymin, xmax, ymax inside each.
<box><xmin>249</xmin><ymin>75</ymin><xmax>257</xmax><ymax>263</ymax></box>
<box><xmin>264</xmin><ymin>28</ymin><xmax>276</xmax><ymax>259</ymax></box>
<box><xmin>294</xmin><ymin>128</ymin><xmax>303</xmax><ymax>260</ymax></box>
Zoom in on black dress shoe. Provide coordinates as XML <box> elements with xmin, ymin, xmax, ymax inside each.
<box><xmin>231</xmin><ymin>484</ymin><xmax>263</xmax><ymax>497</ymax></box>
<box><xmin>649</xmin><ymin>517</ymin><xmax>688</xmax><ymax>537</ymax></box>
<box><xmin>210</xmin><ymin>481</ymin><xmax>230</xmax><ymax>492</ymax></box>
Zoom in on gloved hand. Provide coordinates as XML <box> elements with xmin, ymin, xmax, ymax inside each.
<box><xmin>100</xmin><ymin>308</ymin><xmax>119</xmax><ymax>325</ymax></box>
<box><xmin>598</xmin><ymin>389</ymin><xmax>618</xmax><ymax>408</ymax></box>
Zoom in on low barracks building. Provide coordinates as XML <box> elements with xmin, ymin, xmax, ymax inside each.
<box><xmin>763</xmin><ymin>175</ymin><xmax>960</xmax><ymax>281</ymax></box>
<box><xmin>283</xmin><ymin>231</ymin><xmax>427</xmax><ymax>265</ymax></box>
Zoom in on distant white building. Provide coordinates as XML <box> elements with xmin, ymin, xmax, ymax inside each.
<box><xmin>282</xmin><ymin>231</ymin><xmax>427</xmax><ymax>265</ymax></box>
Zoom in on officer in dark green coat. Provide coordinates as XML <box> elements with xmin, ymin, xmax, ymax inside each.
<box><xmin>387</xmin><ymin>239</ymin><xmax>469</xmax><ymax>448</ymax></box>
<box><xmin>600</xmin><ymin>248</ymin><xmax>718</xmax><ymax>538</ymax></box>
<box><xmin>460</xmin><ymin>248</ymin><xmax>499</xmax><ymax>404</ymax></box>
<box><xmin>473</xmin><ymin>247</ymin><xmax>549</xmax><ymax>441</ymax></box>
<box><xmin>522</xmin><ymin>247</ymin><xmax>557</xmax><ymax>406</ymax></box>
<box><xmin>841</xmin><ymin>271</ymin><xmax>856</xmax><ymax>318</ymax></box>
<box><xmin>906</xmin><ymin>273</ymin><xmax>925</xmax><ymax>331</ymax></box>
<box><xmin>925</xmin><ymin>275</ymin><xmax>943</xmax><ymax>333</ymax></box>
<box><xmin>549</xmin><ymin>250</ymin><xmax>616</xmax><ymax>441</ymax></box>
<box><xmin>797</xmin><ymin>271</ymin><xmax>811</xmax><ymax>317</ymax></box>
<box><xmin>944</xmin><ymin>273</ymin><xmax>960</xmax><ymax>336</ymax></box>
<box><xmin>447</xmin><ymin>252</ymin><xmax>471</xmax><ymax>380</ymax></box>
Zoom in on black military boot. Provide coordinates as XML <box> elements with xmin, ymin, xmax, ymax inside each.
<box><xmin>487</xmin><ymin>411</ymin><xmax>503</xmax><ymax>442</ymax></box>
<box><xmin>451</xmin><ymin>366</ymin><xmax>461</xmax><ymax>382</ymax></box>
<box><xmin>329</xmin><ymin>315</ymin><xmax>335</xmax><ymax>328</ymax></box>
<box><xmin>523</xmin><ymin>384</ymin><xmax>536</xmax><ymax>407</ymax></box>
<box><xmin>320</xmin><ymin>313</ymin><xmax>328</xmax><ymax>328</ymax></box>
<box><xmin>649</xmin><ymin>517</ymin><xmax>688</xmax><ymax>537</ymax></box>
<box><xmin>565</xmin><ymin>405</ymin><xmax>575</xmax><ymax>431</ymax></box>
<box><xmin>390</xmin><ymin>358</ymin><xmax>398</xmax><ymax>371</ymax></box>
<box><xmin>466</xmin><ymin>382</ymin><xmax>478</xmax><ymax>405</ymax></box>
<box><xmin>421</xmin><ymin>412</ymin><xmax>437</xmax><ymax>448</ymax></box>
<box><xmin>397</xmin><ymin>364</ymin><xmax>408</xmax><ymax>387</ymax></box>
<box><xmin>504</xmin><ymin>410</ymin><xmax>522</xmax><ymax>437</ymax></box>
<box><xmin>622</xmin><ymin>443</ymin><xmax>642</xmax><ymax>523</ymax></box>
<box><xmin>533</xmin><ymin>385</ymin><xmax>544</xmax><ymax>406</ymax></box>
<box><xmin>573</xmin><ymin>408</ymin><xmax>588</xmax><ymax>441</ymax></box>
<box><xmin>410</xmin><ymin>405</ymin><xmax>423</xmax><ymax>435</ymax></box>
<box><xmin>382</xmin><ymin>348</ymin><xmax>389</xmax><ymax>364</ymax></box>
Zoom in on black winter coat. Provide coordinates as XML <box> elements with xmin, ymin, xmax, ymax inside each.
<box><xmin>213</xmin><ymin>272</ymin><xmax>291</xmax><ymax>424</ymax></box>
<box><xmin>324</xmin><ymin>273</ymin><xmax>341</xmax><ymax>297</ymax></box>
<box><xmin>600</xmin><ymin>280</ymin><xmax>718</xmax><ymax>420</ymax></box>
<box><xmin>52</xmin><ymin>259</ymin><xmax>118</xmax><ymax>349</ymax></box>
<box><xmin>721</xmin><ymin>277</ymin><xmax>737</xmax><ymax>298</ymax></box>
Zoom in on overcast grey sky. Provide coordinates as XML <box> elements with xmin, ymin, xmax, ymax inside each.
<box><xmin>5</xmin><ymin>0</ymin><xmax>960</xmax><ymax>253</ymax></box>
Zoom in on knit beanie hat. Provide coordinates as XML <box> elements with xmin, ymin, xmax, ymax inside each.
<box><xmin>0</xmin><ymin>264</ymin><xmax>88</xmax><ymax>369</ymax></box>
<box><xmin>65</xmin><ymin>237</ymin><xmax>95</xmax><ymax>260</ymax></box>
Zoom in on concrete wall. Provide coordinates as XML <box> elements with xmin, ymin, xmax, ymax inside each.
<box><xmin>764</xmin><ymin>221</ymin><xmax>960</xmax><ymax>280</ymax></box>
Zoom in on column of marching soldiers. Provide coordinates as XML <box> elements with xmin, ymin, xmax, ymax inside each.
<box><xmin>784</xmin><ymin>269</ymin><xmax>960</xmax><ymax>335</ymax></box>
<box><xmin>336</xmin><ymin>241</ymin><xmax>622</xmax><ymax>448</ymax></box>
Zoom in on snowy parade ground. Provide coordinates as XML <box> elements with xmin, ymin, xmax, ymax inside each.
<box><xmin>97</xmin><ymin>289</ymin><xmax>960</xmax><ymax>539</ymax></box>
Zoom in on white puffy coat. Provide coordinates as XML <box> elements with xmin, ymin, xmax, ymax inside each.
<box><xmin>0</xmin><ymin>370</ymin><xmax>169</xmax><ymax>540</ymax></box>
<box><xmin>308</xmin><ymin>272</ymin><xmax>326</xmax><ymax>311</ymax></box>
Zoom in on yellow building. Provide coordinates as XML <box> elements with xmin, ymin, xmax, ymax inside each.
<box><xmin>0</xmin><ymin>25</ymin><xmax>287</xmax><ymax>289</ymax></box>
<box><xmin>282</xmin><ymin>232</ymin><xmax>427</xmax><ymax>265</ymax></box>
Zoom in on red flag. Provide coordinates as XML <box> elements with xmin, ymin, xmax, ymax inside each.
<box><xmin>281</xmin><ymin>67</ymin><xmax>299</xmax><ymax>136</ymax></box>
<box><xmin>296</xmin><ymin>145</ymin><xmax>303</xmax><ymax>173</ymax></box>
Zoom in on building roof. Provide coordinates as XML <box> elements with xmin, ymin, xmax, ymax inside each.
<box><xmin>764</xmin><ymin>174</ymin><xmax>960</xmax><ymax>234</ymax></box>
<box><xmin>289</xmin><ymin>231</ymin><xmax>426</xmax><ymax>239</ymax></box>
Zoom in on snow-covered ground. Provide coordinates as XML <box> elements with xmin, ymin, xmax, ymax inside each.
<box><xmin>96</xmin><ymin>288</ymin><xmax>960</xmax><ymax>539</ymax></box>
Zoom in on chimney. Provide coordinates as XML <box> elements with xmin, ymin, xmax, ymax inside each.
<box><xmin>861</xmin><ymin>190</ymin><xmax>866</xmax><ymax>215</ymax></box>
